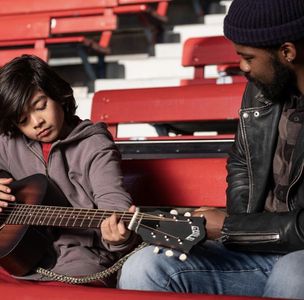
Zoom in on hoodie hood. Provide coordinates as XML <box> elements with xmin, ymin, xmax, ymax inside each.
<box><xmin>61</xmin><ymin>119</ymin><xmax>112</xmax><ymax>145</ymax></box>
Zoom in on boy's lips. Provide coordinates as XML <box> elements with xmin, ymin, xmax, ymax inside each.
<box><xmin>37</xmin><ymin>127</ymin><xmax>51</xmax><ymax>138</ymax></box>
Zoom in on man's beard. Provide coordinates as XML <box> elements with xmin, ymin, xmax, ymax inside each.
<box><xmin>245</xmin><ymin>57</ymin><xmax>297</xmax><ymax>102</ymax></box>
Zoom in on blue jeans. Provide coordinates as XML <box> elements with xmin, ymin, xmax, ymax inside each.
<box><xmin>118</xmin><ymin>241</ymin><xmax>304</xmax><ymax>299</ymax></box>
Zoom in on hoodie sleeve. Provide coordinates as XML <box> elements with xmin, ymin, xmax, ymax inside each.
<box><xmin>86</xmin><ymin>133</ymin><xmax>140</xmax><ymax>253</ymax></box>
<box><xmin>0</xmin><ymin>134</ymin><xmax>11</xmax><ymax>172</ymax></box>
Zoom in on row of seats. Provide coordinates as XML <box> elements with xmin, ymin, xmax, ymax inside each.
<box><xmin>0</xmin><ymin>0</ymin><xmax>170</xmax><ymax>67</ymax></box>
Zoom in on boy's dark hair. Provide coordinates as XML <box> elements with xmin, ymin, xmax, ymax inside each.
<box><xmin>0</xmin><ymin>54</ymin><xmax>77</xmax><ymax>136</ymax></box>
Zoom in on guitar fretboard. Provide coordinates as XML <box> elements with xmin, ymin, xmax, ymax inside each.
<box><xmin>0</xmin><ymin>204</ymin><xmax>130</xmax><ymax>229</ymax></box>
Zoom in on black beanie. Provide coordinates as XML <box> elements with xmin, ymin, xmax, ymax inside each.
<box><xmin>224</xmin><ymin>0</ymin><xmax>304</xmax><ymax>47</ymax></box>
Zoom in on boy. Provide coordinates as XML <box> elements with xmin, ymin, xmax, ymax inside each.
<box><xmin>0</xmin><ymin>55</ymin><xmax>137</xmax><ymax>286</ymax></box>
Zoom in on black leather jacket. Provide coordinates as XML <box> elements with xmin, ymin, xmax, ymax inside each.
<box><xmin>222</xmin><ymin>82</ymin><xmax>304</xmax><ymax>253</ymax></box>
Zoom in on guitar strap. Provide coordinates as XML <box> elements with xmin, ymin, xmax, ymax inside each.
<box><xmin>35</xmin><ymin>242</ymin><xmax>148</xmax><ymax>285</ymax></box>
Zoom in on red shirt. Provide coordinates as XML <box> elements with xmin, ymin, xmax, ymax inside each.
<box><xmin>41</xmin><ymin>142</ymin><xmax>52</xmax><ymax>162</ymax></box>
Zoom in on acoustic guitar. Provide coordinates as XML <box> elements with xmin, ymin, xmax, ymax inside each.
<box><xmin>0</xmin><ymin>174</ymin><xmax>206</xmax><ymax>276</ymax></box>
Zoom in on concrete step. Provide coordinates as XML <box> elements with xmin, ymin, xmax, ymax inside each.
<box><xmin>105</xmin><ymin>53</ymin><xmax>149</xmax><ymax>63</ymax></box>
<box><xmin>154</xmin><ymin>43</ymin><xmax>183</xmax><ymax>58</ymax></box>
<box><xmin>73</xmin><ymin>87</ymin><xmax>93</xmax><ymax>120</ymax></box>
<box><xmin>173</xmin><ymin>23</ymin><xmax>223</xmax><ymax>43</ymax></box>
<box><xmin>95</xmin><ymin>77</ymin><xmax>181</xmax><ymax>91</ymax></box>
<box><xmin>118</xmin><ymin>57</ymin><xmax>194</xmax><ymax>79</ymax></box>
<box><xmin>75</xmin><ymin>95</ymin><xmax>93</xmax><ymax>120</ymax></box>
<box><xmin>220</xmin><ymin>0</ymin><xmax>232</xmax><ymax>12</ymax></box>
<box><xmin>117</xmin><ymin>124</ymin><xmax>158</xmax><ymax>138</ymax></box>
<box><xmin>204</xmin><ymin>13</ymin><xmax>226</xmax><ymax>25</ymax></box>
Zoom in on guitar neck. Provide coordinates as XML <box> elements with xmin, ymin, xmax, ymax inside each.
<box><xmin>1</xmin><ymin>204</ymin><xmax>130</xmax><ymax>229</ymax></box>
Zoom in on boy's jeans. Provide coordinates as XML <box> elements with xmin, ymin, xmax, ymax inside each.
<box><xmin>118</xmin><ymin>240</ymin><xmax>304</xmax><ymax>299</ymax></box>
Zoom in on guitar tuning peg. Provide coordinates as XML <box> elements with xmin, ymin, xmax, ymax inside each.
<box><xmin>153</xmin><ymin>246</ymin><xmax>160</xmax><ymax>254</ymax></box>
<box><xmin>184</xmin><ymin>211</ymin><xmax>191</xmax><ymax>217</ymax></box>
<box><xmin>165</xmin><ymin>250</ymin><xmax>174</xmax><ymax>257</ymax></box>
<box><xmin>170</xmin><ymin>209</ymin><xmax>178</xmax><ymax>215</ymax></box>
<box><xmin>179</xmin><ymin>253</ymin><xmax>187</xmax><ymax>261</ymax></box>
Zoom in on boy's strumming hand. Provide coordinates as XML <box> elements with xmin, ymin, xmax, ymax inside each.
<box><xmin>0</xmin><ymin>177</ymin><xmax>15</xmax><ymax>212</ymax></box>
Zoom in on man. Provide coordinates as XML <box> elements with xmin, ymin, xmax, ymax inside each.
<box><xmin>117</xmin><ymin>0</ymin><xmax>304</xmax><ymax>298</ymax></box>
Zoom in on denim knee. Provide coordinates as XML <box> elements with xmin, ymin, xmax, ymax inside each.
<box><xmin>118</xmin><ymin>246</ymin><xmax>172</xmax><ymax>291</ymax></box>
<box><xmin>264</xmin><ymin>250</ymin><xmax>304</xmax><ymax>299</ymax></box>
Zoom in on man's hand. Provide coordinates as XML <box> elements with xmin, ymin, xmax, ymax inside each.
<box><xmin>192</xmin><ymin>207</ymin><xmax>227</xmax><ymax>240</ymax></box>
<box><xmin>0</xmin><ymin>177</ymin><xmax>15</xmax><ymax>212</ymax></box>
<box><xmin>101</xmin><ymin>205</ymin><xmax>136</xmax><ymax>246</ymax></box>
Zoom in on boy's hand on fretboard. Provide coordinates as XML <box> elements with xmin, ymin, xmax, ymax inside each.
<box><xmin>101</xmin><ymin>205</ymin><xmax>136</xmax><ymax>246</ymax></box>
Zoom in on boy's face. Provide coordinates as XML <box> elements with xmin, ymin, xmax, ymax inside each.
<box><xmin>16</xmin><ymin>90</ymin><xmax>66</xmax><ymax>143</ymax></box>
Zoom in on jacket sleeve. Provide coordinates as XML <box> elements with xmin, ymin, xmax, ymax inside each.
<box><xmin>224</xmin><ymin>138</ymin><xmax>304</xmax><ymax>253</ymax></box>
<box><xmin>222</xmin><ymin>210</ymin><xmax>304</xmax><ymax>253</ymax></box>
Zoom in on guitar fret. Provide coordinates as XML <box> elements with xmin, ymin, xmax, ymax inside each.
<box><xmin>20</xmin><ymin>205</ymin><xmax>30</xmax><ymax>224</ymax></box>
<box><xmin>71</xmin><ymin>208</ymin><xmax>82</xmax><ymax>227</ymax></box>
<box><xmin>36</xmin><ymin>206</ymin><xmax>47</xmax><ymax>225</ymax></box>
<box><xmin>87</xmin><ymin>210</ymin><xmax>98</xmax><ymax>228</ymax></box>
<box><xmin>6</xmin><ymin>204</ymin><xmax>18</xmax><ymax>224</ymax></box>
<box><xmin>31</xmin><ymin>206</ymin><xmax>41</xmax><ymax>225</ymax></box>
<box><xmin>65</xmin><ymin>208</ymin><xmax>76</xmax><ymax>227</ymax></box>
<box><xmin>41</xmin><ymin>206</ymin><xmax>51</xmax><ymax>225</ymax></box>
<box><xmin>11</xmin><ymin>204</ymin><xmax>20</xmax><ymax>224</ymax></box>
<box><xmin>69</xmin><ymin>208</ymin><xmax>81</xmax><ymax>226</ymax></box>
<box><xmin>97</xmin><ymin>210</ymin><xmax>108</xmax><ymax>227</ymax></box>
<box><xmin>120</xmin><ymin>211</ymin><xmax>126</xmax><ymax>222</ymax></box>
<box><xmin>25</xmin><ymin>205</ymin><xmax>37</xmax><ymax>225</ymax></box>
<box><xmin>57</xmin><ymin>207</ymin><xmax>68</xmax><ymax>227</ymax></box>
<box><xmin>46</xmin><ymin>206</ymin><xmax>55</xmax><ymax>226</ymax></box>
<box><xmin>52</xmin><ymin>207</ymin><xmax>63</xmax><ymax>226</ymax></box>
<box><xmin>79</xmin><ymin>209</ymin><xmax>91</xmax><ymax>228</ymax></box>
<box><xmin>10</xmin><ymin>205</ymin><xmax>20</xmax><ymax>224</ymax></box>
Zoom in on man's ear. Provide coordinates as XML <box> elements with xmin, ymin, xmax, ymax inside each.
<box><xmin>280</xmin><ymin>42</ymin><xmax>296</xmax><ymax>63</ymax></box>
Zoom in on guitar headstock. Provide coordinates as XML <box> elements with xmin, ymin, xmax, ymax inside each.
<box><xmin>133</xmin><ymin>210</ymin><xmax>206</xmax><ymax>253</ymax></box>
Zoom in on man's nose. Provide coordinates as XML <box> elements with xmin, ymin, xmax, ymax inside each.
<box><xmin>239</xmin><ymin>60</ymin><xmax>250</xmax><ymax>73</ymax></box>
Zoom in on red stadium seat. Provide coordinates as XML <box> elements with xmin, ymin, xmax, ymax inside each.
<box><xmin>91</xmin><ymin>83</ymin><xmax>245</xmax><ymax>137</ymax></box>
<box><xmin>181</xmin><ymin>36</ymin><xmax>246</xmax><ymax>85</ymax></box>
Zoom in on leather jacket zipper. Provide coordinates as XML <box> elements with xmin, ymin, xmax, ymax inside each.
<box><xmin>222</xmin><ymin>232</ymin><xmax>280</xmax><ymax>243</ymax></box>
<box><xmin>285</xmin><ymin>162</ymin><xmax>304</xmax><ymax>210</ymax></box>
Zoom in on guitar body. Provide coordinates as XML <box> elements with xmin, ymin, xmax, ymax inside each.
<box><xmin>0</xmin><ymin>174</ymin><xmax>206</xmax><ymax>277</ymax></box>
<box><xmin>0</xmin><ymin>174</ymin><xmax>68</xmax><ymax>276</ymax></box>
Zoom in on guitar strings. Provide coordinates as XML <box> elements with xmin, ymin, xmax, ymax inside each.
<box><xmin>0</xmin><ymin>209</ymin><xmax>186</xmax><ymax>241</ymax></box>
<box><xmin>0</xmin><ymin>203</ymin><xmax>193</xmax><ymax>224</ymax></box>
<box><xmin>138</xmin><ymin>223</ymin><xmax>185</xmax><ymax>241</ymax></box>
<box><xmin>0</xmin><ymin>208</ymin><xmax>183</xmax><ymax>222</ymax></box>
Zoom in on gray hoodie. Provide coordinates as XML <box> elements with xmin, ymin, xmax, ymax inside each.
<box><xmin>0</xmin><ymin>119</ymin><xmax>137</xmax><ymax>281</ymax></box>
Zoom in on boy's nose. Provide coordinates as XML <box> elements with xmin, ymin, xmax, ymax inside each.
<box><xmin>32</xmin><ymin>115</ymin><xmax>43</xmax><ymax>128</ymax></box>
